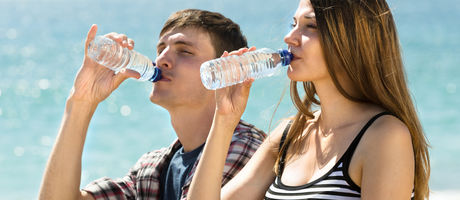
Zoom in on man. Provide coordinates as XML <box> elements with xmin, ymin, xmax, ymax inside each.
<box><xmin>39</xmin><ymin>9</ymin><xmax>265</xmax><ymax>200</ymax></box>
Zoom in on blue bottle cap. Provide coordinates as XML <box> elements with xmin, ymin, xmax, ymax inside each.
<box><xmin>278</xmin><ymin>49</ymin><xmax>294</xmax><ymax>66</ymax></box>
<box><xmin>149</xmin><ymin>62</ymin><xmax>162</xmax><ymax>82</ymax></box>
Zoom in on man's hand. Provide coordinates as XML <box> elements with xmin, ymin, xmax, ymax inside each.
<box><xmin>69</xmin><ymin>24</ymin><xmax>140</xmax><ymax>104</ymax></box>
<box><xmin>39</xmin><ymin>24</ymin><xmax>140</xmax><ymax>200</ymax></box>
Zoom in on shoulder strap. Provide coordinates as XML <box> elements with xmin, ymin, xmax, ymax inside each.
<box><xmin>278</xmin><ymin>121</ymin><xmax>292</xmax><ymax>152</ymax></box>
<box><xmin>346</xmin><ymin>111</ymin><xmax>394</xmax><ymax>156</ymax></box>
<box><xmin>278</xmin><ymin>121</ymin><xmax>292</xmax><ymax>175</ymax></box>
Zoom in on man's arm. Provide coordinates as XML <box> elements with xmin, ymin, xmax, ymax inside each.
<box><xmin>39</xmin><ymin>100</ymin><xmax>98</xmax><ymax>200</ymax></box>
<box><xmin>39</xmin><ymin>24</ymin><xmax>138</xmax><ymax>200</ymax></box>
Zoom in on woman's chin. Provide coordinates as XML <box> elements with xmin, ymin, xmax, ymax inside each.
<box><xmin>287</xmin><ymin>70</ymin><xmax>305</xmax><ymax>82</ymax></box>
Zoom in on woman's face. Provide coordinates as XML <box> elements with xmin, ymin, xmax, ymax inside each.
<box><xmin>284</xmin><ymin>0</ymin><xmax>329</xmax><ymax>83</ymax></box>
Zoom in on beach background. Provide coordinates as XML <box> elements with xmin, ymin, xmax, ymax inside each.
<box><xmin>1</xmin><ymin>0</ymin><xmax>459</xmax><ymax>199</ymax></box>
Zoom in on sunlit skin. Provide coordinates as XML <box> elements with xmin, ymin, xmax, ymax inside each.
<box><xmin>151</xmin><ymin>28</ymin><xmax>216</xmax><ymax>112</ymax></box>
<box><xmin>188</xmin><ymin>0</ymin><xmax>415</xmax><ymax>199</ymax></box>
<box><xmin>285</xmin><ymin>2</ymin><xmax>328</xmax><ymax>84</ymax></box>
<box><xmin>39</xmin><ymin>24</ymin><xmax>142</xmax><ymax>200</ymax></box>
<box><xmin>38</xmin><ymin>25</ymin><xmax>226</xmax><ymax>200</ymax></box>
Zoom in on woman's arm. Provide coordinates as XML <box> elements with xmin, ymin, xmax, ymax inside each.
<box><xmin>187</xmin><ymin>48</ymin><xmax>256</xmax><ymax>200</ymax></box>
<box><xmin>189</xmin><ymin>115</ymin><xmax>290</xmax><ymax>200</ymax></box>
<box><xmin>360</xmin><ymin>115</ymin><xmax>415</xmax><ymax>200</ymax></box>
<box><xmin>188</xmin><ymin>47</ymin><xmax>291</xmax><ymax>200</ymax></box>
<box><xmin>221</xmin><ymin>120</ymin><xmax>290</xmax><ymax>200</ymax></box>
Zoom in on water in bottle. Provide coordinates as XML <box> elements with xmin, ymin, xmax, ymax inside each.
<box><xmin>87</xmin><ymin>36</ymin><xmax>162</xmax><ymax>82</ymax></box>
<box><xmin>200</xmin><ymin>48</ymin><xmax>293</xmax><ymax>90</ymax></box>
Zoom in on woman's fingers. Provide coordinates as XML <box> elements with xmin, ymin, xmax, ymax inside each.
<box><xmin>225</xmin><ymin>46</ymin><xmax>257</xmax><ymax>57</ymax></box>
<box><xmin>228</xmin><ymin>48</ymin><xmax>247</xmax><ymax>56</ymax></box>
<box><xmin>221</xmin><ymin>51</ymin><xmax>230</xmax><ymax>58</ymax></box>
<box><xmin>236</xmin><ymin>78</ymin><xmax>254</xmax><ymax>101</ymax></box>
<box><xmin>242</xmin><ymin>78</ymin><xmax>255</xmax><ymax>88</ymax></box>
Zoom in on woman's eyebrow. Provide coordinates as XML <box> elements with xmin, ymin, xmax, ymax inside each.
<box><xmin>304</xmin><ymin>14</ymin><xmax>316</xmax><ymax>20</ymax></box>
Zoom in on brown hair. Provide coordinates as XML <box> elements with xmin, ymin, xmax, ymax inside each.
<box><xmin>276</xmin><ymin>0</ymin><xmax>430</xmax><ymax>199</ymax></box>
<box><xmin>160</xmin><ymin>9</ymin><xmax>248</xmax><ymax>58</ymax></box>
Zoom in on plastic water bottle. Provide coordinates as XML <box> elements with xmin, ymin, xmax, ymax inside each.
<box><xmin>200</xmin><ymin>48</ymin><xmax>293</xmax><ymax>90</ymax></box>
<box><xmin>88</xmin><ymin>36</ymin><xmax>162</xmax><ymax>82</ymax></box>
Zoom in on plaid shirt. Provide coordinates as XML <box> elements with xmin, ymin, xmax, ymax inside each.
<box><xmin>83</xmin><ymin>120</ymin><xmax>266</xmax><ymax>200</ymax></box>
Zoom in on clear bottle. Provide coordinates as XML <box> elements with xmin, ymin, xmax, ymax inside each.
<box><xmin>87</xmin><ymin>36</ymin><xmax>162</xmax><ymax>82</ymax></box>
<box><xmin>200</xmin><ymin>48</ymin><xmax>293</xmax><ymax>90</ymax></box>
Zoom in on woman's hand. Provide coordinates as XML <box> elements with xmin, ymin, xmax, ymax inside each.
<box><xmin>214</xmin><ymin>47</ymin><xmax>257</xmax><ymax>122</ymax></box>
<box><xmin>69</xmin><ymin>24</ymin><xmax>140</xmax><ymax>105</ymax></box>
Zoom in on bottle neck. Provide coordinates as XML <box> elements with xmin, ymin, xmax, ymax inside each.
<box><xmin>278</xmin><ymin>49</ymin><xmax>293</xmax><ymax>66</ymax></box>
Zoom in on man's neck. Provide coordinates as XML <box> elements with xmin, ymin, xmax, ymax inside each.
<box><xmin>168</xmin><ymin>104</ymin><xmax>216</xmax><ymax>152</ymax></box>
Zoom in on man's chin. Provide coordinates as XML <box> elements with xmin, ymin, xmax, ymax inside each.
<box><xmin>149</xmin><ymin>92</ymin><xmax>169</xmax><ymax>108</ymax></box>
<box><xmin>150</xmin><ymin>86</ymin><xmax>168</xmax><ymax>105</ymax></box>
<box><xmin>149</xmin><ymin>93</ymin><xmax>160</xmax><ymax>104</ymax></box>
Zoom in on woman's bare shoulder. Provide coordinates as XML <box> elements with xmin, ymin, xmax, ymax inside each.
<box><xmin>359</xmin><ymin>114</ymin><xmax>414</xmax><ymax>166</ymax></box>
<box><xmin>266</xmin><ymin>118</ymin><xmax>293</xmax><ymax>145</ymax></box>
<box><xmin>365</xmin><ymin>114</ymin><xmax>412</xmax><ymax>145</ymax></box>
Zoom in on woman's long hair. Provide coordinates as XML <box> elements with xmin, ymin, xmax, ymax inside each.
<box><xmin>275</xmin><ymin>0</ymin><xmax>430</xmax><ymax>199</ymax></box>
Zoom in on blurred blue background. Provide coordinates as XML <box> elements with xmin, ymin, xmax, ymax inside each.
<box><xmin>1</xmin><ymin>0</ymin><xmax>459</xmax><ymax>199</ymax></box>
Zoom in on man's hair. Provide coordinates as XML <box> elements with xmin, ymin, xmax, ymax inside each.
<box><xmin>160</xmin><ymin>9</ymin><xmax>247</xmax><ymax>58</ymax></box>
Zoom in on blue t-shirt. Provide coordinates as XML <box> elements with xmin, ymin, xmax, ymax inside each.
<box><xmin>160</xmin><ymin>143</ymin><xmax>204</xmax><ymax>200</ymax></box>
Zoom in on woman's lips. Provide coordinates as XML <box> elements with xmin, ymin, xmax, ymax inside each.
<box><xmin>288</xmin><ymin>49</ymin><xmax>300</xmax><ymax>61</ymax></box>
<box><xmin>290</xmin><ymin>53</ymin><xmax>301</xmax><ymax>62</ymax></box>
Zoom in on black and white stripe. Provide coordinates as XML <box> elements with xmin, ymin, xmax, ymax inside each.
<box><xmin>265</xmin><ymin>112</ymin><xmax>415</xmax><ymax>200</ymax></box>
<box><xmin>265</xmin><ymin>163</ymin><xmax>361</xmax><ymax>200</ymax></box>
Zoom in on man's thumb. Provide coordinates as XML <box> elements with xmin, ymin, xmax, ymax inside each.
<box><xmin>113</xmin><ymin>69</ymin><xmax>141</xmax><ymax>87</ymax></box>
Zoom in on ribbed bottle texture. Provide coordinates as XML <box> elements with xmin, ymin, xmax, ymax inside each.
<box><xmin>88</xmin><ymin>36</ymin><xmax>161</xmax><ymax>82</ymax></box>
<box><xmin>200</xmin><ymin>48</ymin><xmax>293</xmax><ymax>90</ymax></box>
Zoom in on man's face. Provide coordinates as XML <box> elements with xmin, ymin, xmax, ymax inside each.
<box><xmin>150</xmin><ymin>28</ymin><xmax>216</xmax><ymax>111</ymax></box>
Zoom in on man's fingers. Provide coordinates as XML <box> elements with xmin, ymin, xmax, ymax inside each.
<box><xmin>127</xmin><ymin>39</ymin><xmax>135</xmax><ymax>50</ymax></box>
<box><xmin>105</xmin><ymin>33</ymin><xmax>124</xmax><ymax>42</ymax></box>
<box><xmin>104</xmin><ymin>33</ymin><xmax>133</xmax><ymax>49</ymax></box>
<box><xmin>112</xmin><ymin>69</ymin><xmax>141</xmax><ymax>89</ymax></box>
<box><xmin>85</xmin><ymin>24</ymin><xmax>98</xmax><ymax>55</ymax></box>
<box><xmin>120</xmin><ymin>69</ymin><xmax>141</xmax><ymax>79</ymax></box>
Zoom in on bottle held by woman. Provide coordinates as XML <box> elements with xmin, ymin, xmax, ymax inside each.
<box><xmin>200</xmin><ymin>48</ymin><xmax>293</xmax><ymax>90</ymax></box>
<box><xmin>188</xmin><ymin>0</ymin><xmax>430</xmax><ymax>200</ymax></box>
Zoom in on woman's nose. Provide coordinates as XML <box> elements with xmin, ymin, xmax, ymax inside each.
<box><xmin>284</xmin><ymin>28</ymin><xmax>300</xmax><ymax>47</ymax></box>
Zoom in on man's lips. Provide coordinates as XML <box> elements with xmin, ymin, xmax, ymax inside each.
<box><xmin>158</xmin><ymin>75</ymin><xmax>172</xmax><ymax>82</ymax></box>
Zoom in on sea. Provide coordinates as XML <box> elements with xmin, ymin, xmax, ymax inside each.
<box><xmin>1</xmin><ymin>0</ymin><xmax>459</xmax><ymax>199</ymax></box>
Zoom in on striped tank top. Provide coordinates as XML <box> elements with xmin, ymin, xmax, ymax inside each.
<box><xmin>265</xmin><ymin>112</ymin><xmax>414</xmax><ymax>200</ymax></box>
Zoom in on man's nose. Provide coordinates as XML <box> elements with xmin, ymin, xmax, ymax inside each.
<box><xmin>155</xmin><ymin>49</ymin><xmax>173</xmax><ymax>69</ymax></box>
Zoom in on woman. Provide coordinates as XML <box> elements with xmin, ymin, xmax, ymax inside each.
<box><xmin>188</xmin><ymin>0</ymin><xmax>430</xmax><ymax>199</ymax></box>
